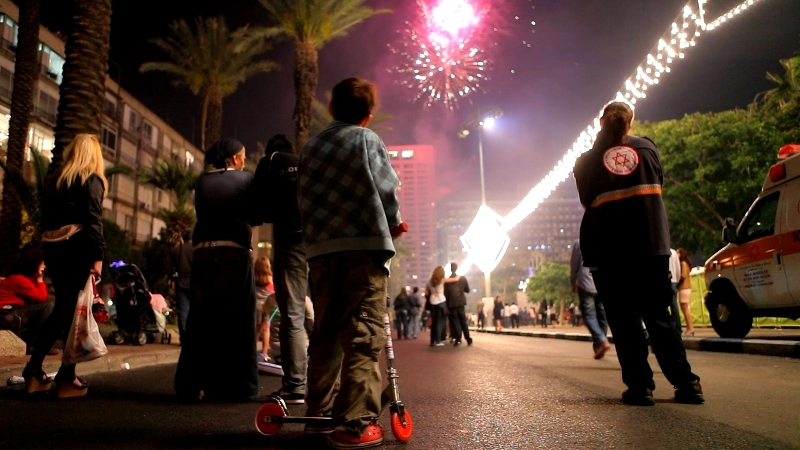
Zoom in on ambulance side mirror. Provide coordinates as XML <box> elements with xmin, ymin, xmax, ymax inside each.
<box><xmin>723</xmin><ymin>217</ymin><xmax>738</xmax><ymax>244</ymax></box>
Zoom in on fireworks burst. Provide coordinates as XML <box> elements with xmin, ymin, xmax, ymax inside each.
<box><xmin>392</xmin><ymin>0</ymin><xmax>491</xmax><ymax>109</ymax></box>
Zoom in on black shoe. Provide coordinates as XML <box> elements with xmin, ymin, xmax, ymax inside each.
<box><xmin>622</xmin><ymin>388</ymin><xmax>654</xmax><ymax>406</ymax></box>
<box><xmin>674</xmin><ymin>381</ymin><xmax>704</xmax><ymax>404</ymax></box>
<box><xmin>453</xmin><ymin>340</ymin><xmax>461</xmax><ymax>346</ymax></box>
<box><xmin>272</xmin><ymin>389</ymin><xmax>305</xmax><ymax>405</ymax></box>
<box><xmin>467</xmin><ymin>338</ymin><xmax>473</xmax><ymax>346</ymax></box>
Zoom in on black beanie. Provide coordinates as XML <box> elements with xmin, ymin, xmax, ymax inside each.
<box><xmin>205</xmin><ymin>138</ymin><xmax>244</xmax><ymax>169</ymax></box>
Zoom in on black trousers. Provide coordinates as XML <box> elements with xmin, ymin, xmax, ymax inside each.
<box><xmin>591</xmin><ymin>256</ymin><xmax>699</xmax><ymax>391</ymax></box>
<box><xmin>449</xmin><ymin>305</ymin><xmax>471</xmax><ymax>342</ymax></box>
<box><xmin>28</xmin><ymin>240</ymin><xmax>93</xmax><ymax>379</ymax></box>
<box><xmin>429</xmin><ymin>304</ymin><xmax>446</xmax><ymax>344</ymax></box>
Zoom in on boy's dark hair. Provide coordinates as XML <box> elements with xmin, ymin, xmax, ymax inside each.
<box><xmin>11</xmin><ymin>248</ymin><xmax>43</xmax><ymax>278</ymax></box>
<box><xmin>265</xmin><ymin>134</ymin><xmax>294</xmax><ymax>155</ymax></box>
<box><xmin>330</xmin><ymin>77</ymin><xmax>377</xmax><ymax>125</ymax></box>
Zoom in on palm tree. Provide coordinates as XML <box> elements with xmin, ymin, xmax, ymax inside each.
<box><xmin>310</xmin><ymin>92</ymin><xmax>393</xmax><ymax>136</ymax></box>
<box><xmin>138</xmin><ymin>159</ymin><xmax>201</xmax><ymax>244</ymax></box>
<box><xmin>257</xmin><ymin>0</ymin><xmax>391</xmax><ymax>150</ymax></box>
<box><xmin>140</xmin><ymin>17</ymin><xmax>279</xmax><ymax>150</ymax></box>
<box><xmin>51</xmin><ymin>0</ymin><xmax>112</xmax><ymax>165</ymax></box>
<box><xmin>0</xmin><ymin>0</ymin><xmax>41</xmax><ymax>274</ymax></box>
<box><xmin>757</xmin><ymin>56</ymin><xmax>800</xmax><ymax>111</ymax></box>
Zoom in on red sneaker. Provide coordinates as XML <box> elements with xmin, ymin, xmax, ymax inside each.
<box><xmin>326</xmin><ymin>423</ymin><xmax>384</xmax><ymax>449</ymax></box>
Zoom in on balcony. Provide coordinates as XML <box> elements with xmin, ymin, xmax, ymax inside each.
<box><xmin>119</xmin><ymin>153</ymin><xmax>137</xmax><ymax>169</ymax></box>
<box><xmin>102</xmin><ymin>144</ymin><xmax>116</xmax><ymax>159</ymax></box>
<box><xmin>0</xmin><ymin>85</ymin><xmax>10</xmax><ymax>103</ymax></box>
<box><xmin>33</xmin><ymin>107</ymin><xmax>56</xmax><ymax>125</ymax></box>
<box><xmin>103</xmin><ymin>102</ymin><xmax>118</xmax><ymax>120</ymax></box>
<box><xmin>0</xmin><ymin>37</ymin><xmax>14</xmax><ymax>54</ymax></box>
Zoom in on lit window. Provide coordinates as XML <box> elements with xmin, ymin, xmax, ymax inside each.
<box><xmin>401</xmin><ymin>150</ymin><xmax>414</xmax><ymax>158</ymax></box>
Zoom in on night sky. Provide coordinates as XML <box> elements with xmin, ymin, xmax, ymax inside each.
<box><xmin>41</xmin><ymin>0</ymin><xmax>800</xmax><ymax>203</ymax></box>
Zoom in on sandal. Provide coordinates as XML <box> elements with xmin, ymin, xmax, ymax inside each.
<box><xmin>56</xmin><ymin>376</ymin><xmax>88</xmax><ymax>399</ymax></box>
<box><xmin>22</xmin><ymin>368</ymin><xmax>53</xmax><ymax>394</ymax></box>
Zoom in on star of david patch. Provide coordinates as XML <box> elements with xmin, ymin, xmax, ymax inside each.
<box><xmin>603</xmin><ymin>146</ymin><xmax>639</xmax><ymax>176</ymax></box>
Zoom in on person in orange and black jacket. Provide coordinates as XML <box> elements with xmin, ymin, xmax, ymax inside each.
<box><xmin>574</xmin><ymin>101</ymin><xmax>703</xmax><ymax>407</ymax></box>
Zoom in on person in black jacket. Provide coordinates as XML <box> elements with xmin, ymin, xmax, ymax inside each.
<box><xmin>23</xmin><ymin>134</ymin><xmax>107</xmax><ymax>398</ymax></box>
<box><xmin>174</xmin><ymin>138</ymin><xmax>259</xmax><ymax>401</ymax></box>
<box><xmin>393</xmin><ymin>287</ymin><xmax>410</xmax><ymax>340</ymax></box>
<box><xmin>406</xmin><ymin>287</ymin><xmax>423</xmax><ymax>339</ymax></box>
<box><xmin>574</xmin><ymin>101</ymin><xmax>702</xmax><ymax>406</ymax></box>
<box><xmin>250</xmin><ymin>134</ymin><xmax>310</xmax><ymax>405</ymax></box>
<box><xmin>444</xmin><ymin>262</ymin><xmax>472</xmax><ymax>346</ymax></box>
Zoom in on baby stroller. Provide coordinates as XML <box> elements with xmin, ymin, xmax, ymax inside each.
<box><xmin>110</xmin><ymin>264</ymin><xmax>171</xmax><ymax>346</ymax></box>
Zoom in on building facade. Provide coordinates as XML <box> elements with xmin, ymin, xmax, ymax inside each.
<box><xmin>0</xmin><ymin>0</ymin><xmax>204</xmax><ymax>246</ymax></box>
<box><xmin>386</xmin><ymin>145</ymin><xmax>437</xmax><ymax>287</ymax></box>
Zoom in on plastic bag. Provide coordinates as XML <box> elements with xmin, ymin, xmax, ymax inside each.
<box><xmin>63</xmin><ymin>276</ymin><xmax>108</xmax><ymax>365</ymax></box>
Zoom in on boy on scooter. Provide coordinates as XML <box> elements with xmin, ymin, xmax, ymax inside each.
<box><xmin>297</xmin><ymin>77</ymin><xmax>406</xmax><ymax>449</ymax></box>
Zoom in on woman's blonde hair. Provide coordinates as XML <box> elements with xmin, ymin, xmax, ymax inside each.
<box><xmin>254</xmin><ymin>257</ymin><xmax>272</xmax><ymax>287</ymax></box>
<box><xmin>57</xmin><ymin>133</ymin><xmax>108</xmax><ymax>195</ymax></box>
<box><xmin>430</xmin><ymin>266</ymin><xmax>445</xmax><ymax>287</ymax></box>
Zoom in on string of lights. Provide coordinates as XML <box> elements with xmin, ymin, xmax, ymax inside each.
<box><xmin>457</xmin><ymin>0</ymin><xmax>772</xmax><ymax>276</ymax></box>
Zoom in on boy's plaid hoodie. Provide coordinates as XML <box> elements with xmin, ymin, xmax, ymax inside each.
<box><xmin>298</xmin><ymin>121</ymin><xmax>402</xmax><ymax>262</ymax></box>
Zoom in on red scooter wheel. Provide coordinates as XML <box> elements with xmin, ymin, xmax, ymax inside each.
<box><xmin>390</xmin><ymin>410</ymin><xmax>413</xmax><ymax>443</ymax></box>
<box><xmin>255</xmin><ymin>400</ymin><xmax>287</xmax><ymax>436</ymax></box>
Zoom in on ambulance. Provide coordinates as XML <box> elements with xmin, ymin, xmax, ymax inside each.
<box><xmin>704</xmin><ymin>144</ymin><xmax>800</xmax><ymax>338</ymax></box>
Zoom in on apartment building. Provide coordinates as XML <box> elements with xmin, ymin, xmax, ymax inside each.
<box><xmin>0</xmin><ymin>0</ymin><xmax>204</xmax><ymax>245</ymax></box>
<box><xmin>386</xmin><ymin>145</ymin><xmax>437</xmax><ymax>286</ymax></box>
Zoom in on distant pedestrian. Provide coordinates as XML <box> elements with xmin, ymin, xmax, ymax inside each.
<box><xmin>444</xmin><ymin>262</ymin><xmax>472</xmax><ymax>346</ymax></box>
<box><xmin>677</xmin><ymin>248</ymin><xmax>695</xmax><ymax>336</ymax></box>
<box><xmin>570</xmin><ymin>239</ymin><xmax>610</xmax><ymax>359</ymax></box>
<box><xmin>170</xmin><ymin>228</ymin><xmax>193</xmax><ymax>343</ymax></box>
<box><xmin>509</xmin><ymin>303</ymin><xmax>519</xmax><ymax>328</ymax></box>
<box><xmin>394</xmin><ymin>287</ymin><xmax>410</xmax><ymax>340</ymax></box>
<box><xmin>668</xmin><ymin>249</ymin><xmax>683</xmax><ymax>333</ymax></box>
<box><xmin>574</xmin><ymin>101</ymin><xmax>702</xmax><ymax>406</ymax></box>
<box><xmin>407</xmin><ymin>287</ymin><xmax>423</xmax><ymax>339</ymax></box>
<box><xmin>476</xmin><ymin>299</ymin><xmax>486</xmax><ymax>329</ymax></box>
<box><xmin>426</xmin><ymin>266</ymin><xmax>462</xmax><ymax>346</ymax></box>
<box><xmin>539</xmin><ymin>299</ymin><xmax>549</xmax><ymax>328</ymax></box>
<box><xmin>493</xmin><ymin>295</ymin><xmax>503</xmax><ymax>331</ymax></box>
<box><xmin>254</xmin><ymin>257</ymin><xmax>275</xmax><ymax>360</ymax></box>
<box><xmin>420</xmin><ymin>309</ymin><xmax>429</xmax><ymax>333</ymax></box>
<box><xmin>298</xmin><ymin>77</ymin><xmax>408</xmax><ymax>445</ymax></box>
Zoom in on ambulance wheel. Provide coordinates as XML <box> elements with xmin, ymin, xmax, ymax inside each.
<box><xmin>707</xmin><ymin>289</ymin><xmax>752</xmax><ymax>338</ymax></box>
<box><xmin>111</xmin><ymin>331</ymin><xmax>125</xmax><ymax>345</ymax></box>
<box><xmin>255</xmin><ymin>399</ymin><xmax>287</xmax><ymax>436</ymax></box>
<box><xmin>390</xmin><ymin>410</ymin><xmax>414</xmax><ymax>443</ymax></box>
<box><xmin>133</xmin><ymin>331</ymin><xmax>147</xmax><ymax>346</ymax></box>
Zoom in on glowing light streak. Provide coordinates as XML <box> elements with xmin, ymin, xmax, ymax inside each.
<box><xmin>457</xmin><ymin>0</ymin><xmax>772</xmax><ymax>275</ymax></box>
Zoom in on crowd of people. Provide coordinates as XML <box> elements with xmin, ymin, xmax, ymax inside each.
<box><xmin>5</xmin><ymin>83</ymin><xmax>705</xmax><ymax>449</ymax></box>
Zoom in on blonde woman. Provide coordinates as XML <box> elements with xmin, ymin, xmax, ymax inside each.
<box><xmin>23</xmin><ymin>134</ymin><xmax>107</xmax><ymax>398</ymax></box>
<box><xmin>425</xmin><ymin>266</ymin><xmax>461</xmax><ymax>346</ymax></box>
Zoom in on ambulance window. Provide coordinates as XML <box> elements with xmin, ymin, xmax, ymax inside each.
<box><xmin>738</xmin><ymin>192</ymin><xmax>780</xmax><ymax>243</ymax></box>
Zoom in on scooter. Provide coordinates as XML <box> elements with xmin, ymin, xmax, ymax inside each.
<box><xmin>254</xmin><ymin>309</ymin><xmax>414</xmax><ymax>444</ymax></box>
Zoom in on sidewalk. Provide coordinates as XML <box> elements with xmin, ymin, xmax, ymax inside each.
<box><xmin>1</xmin><ymin>330</ymin><xmax>182</xmax><ymax>385</ymax></box>
<box><xmin>472</xmin><ymin>324</ymin><xmax>800</xmax><ymax>359</ymax></box>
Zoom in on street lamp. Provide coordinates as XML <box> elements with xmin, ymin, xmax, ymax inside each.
<box><xmin>458</xmin><ymin>107</ymin><xmax>503</xmax><ymax>298</ymax></box>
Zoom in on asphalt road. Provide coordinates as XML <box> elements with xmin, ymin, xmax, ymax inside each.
<box><xmin>1</xmin><ymin>332</ymin><xmax>798</xmax><ymax>449</ymax></box>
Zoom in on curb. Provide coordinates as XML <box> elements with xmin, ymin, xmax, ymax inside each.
<box><xmin>1</xmin><ymin>347</ymin><xmax>181</xmax><ymax>385</ymax></box>
<box><xmin>471</xmin><ymin>328</ymin><xmax>800</xmax><ymax>359</ymax></box>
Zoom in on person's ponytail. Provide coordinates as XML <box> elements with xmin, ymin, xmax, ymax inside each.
<box><xmin>596</xmin><ymin>102</ymin><xmax>633</xmax><ymax>150</ymax></box>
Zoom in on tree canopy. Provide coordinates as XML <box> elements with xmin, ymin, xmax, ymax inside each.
<box><xmin>525</xmin><ymin>262</ymin><xmax>571</xmax><ymax>307</ymax></box>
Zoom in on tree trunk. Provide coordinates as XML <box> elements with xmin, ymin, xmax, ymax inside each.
<box><xmin>293</xmin><ymin>41</ymin><xmax>318</xmax><ymax>152</ymax></box>
<box><xmin>51</xmin><ymin>0</ymin><xmax>112</xmax><ymax>166</ymax></box>
<box><xmin>204</xmin><ymin>88</ymin><xmax>223</xmax><ymax>149</ymax></box>
<box><xmin>200</xmin><ymin>90</ymin><xmax>209</xmax><ymax>150</ymax></box>
<box><xmin>0</xmin><ymin>0</ymin><xmax>40</xmax><ymax>275</ymax></box>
